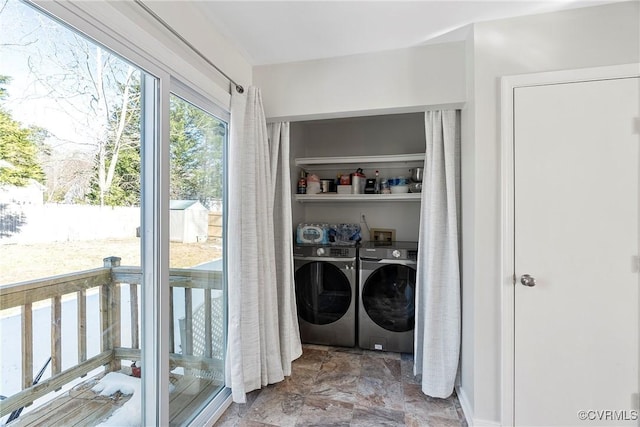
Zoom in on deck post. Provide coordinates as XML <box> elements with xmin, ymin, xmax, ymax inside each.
<box><xmin>102</xmin><ymin>257</ymin><xmax>122</xmax><ymax>371</ymax></box>
<box><xmin>103</xmin><ymin>257</ymin><xmax>121</xmax><ymax>268</ymax></box>
<box><xmin>100</xmin><ymin>288</ymin><xmax>112</xmax><ymax>372</ymax></box>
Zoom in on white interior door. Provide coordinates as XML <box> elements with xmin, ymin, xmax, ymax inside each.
<box><xmin>514</xmin><ymin>77</ymin><xmax>639</xmax><ymax>426</ymax></box>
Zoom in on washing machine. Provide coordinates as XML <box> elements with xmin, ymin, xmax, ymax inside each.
<box><xmin>293</xmin><ymin>244</ymin><xmax>357</xmax><ymax>347</ymax></box>
<box><xmin>358</xmin><ymin>241</ymin><xmax>418</xmax><ymax>353</ymax></box>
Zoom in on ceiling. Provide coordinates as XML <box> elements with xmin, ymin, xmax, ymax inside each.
<box><xmin>176</xmin><ymin>1</ymin><xmax>619</xmax><ymax>66</ymax></box>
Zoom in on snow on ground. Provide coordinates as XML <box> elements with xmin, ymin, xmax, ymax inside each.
<box><xmin>92</xmin><ymin>372</ymin><xmax>141</xmax><ymax>427</ymax></box>
<box><xmin>92</xmin><ymin>372</ymin><xmax>140</xmax><ymax>397</ymax></box>
<box><xmin>92</xmin><ymin>372</ymin><xmax>176</xmax><ymax>427</ymax></box>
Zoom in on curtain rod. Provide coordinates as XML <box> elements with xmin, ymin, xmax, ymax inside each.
<box><xmin>133</xmin><ymin>0</ymin><xmax>244</xmax><ymax>94</ymax></box>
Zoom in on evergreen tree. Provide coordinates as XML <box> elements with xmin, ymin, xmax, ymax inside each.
<box><xmin>0</xmin><ymin>75</ymin><xmax>46</xmax><ymax>186</ymax></box>
<box><xmin>170</xmin><ymin>96</ymin><xmax>225</xmax><ymax>208</ymax></box>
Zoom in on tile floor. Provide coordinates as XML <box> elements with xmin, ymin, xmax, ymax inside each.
<box><xmin>214</xmin><ymin>344</ymin><xmax>467</xmax><ymax>427</ymax></box>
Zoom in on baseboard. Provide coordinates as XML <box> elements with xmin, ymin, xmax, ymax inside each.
<box><xmin>455</xmin><ymin>385</ymin><xmax>474</xmax><ymax>426</ymax></box>
<box><xmin>455</xmin><ymin>385</ymin><xmax>502</xmax><ymax>427</ymax></box>
<box><xmin>473</xmin><ymin>419</ymin><xmax>502</xmax><ymax>426</ymax></box>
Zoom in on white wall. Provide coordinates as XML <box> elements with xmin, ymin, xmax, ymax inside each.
<box><xmin>254</xmin><ymin>42</ymin><xmax>466</xmax><ymax>121</ymax></box>
<box><xmin>458</xmin><ymin>24</ymin><xmax>476</xmax><ymax>422</ymax></box>
<box><xmin>462</xmin><ymin>2</ymin><xmax>640</xmax><ymax>424</ymax></box>
<box><xmin>139</xmin><ymin>1</ymin><xmax>252</xmax><ymax>95</ymax></box>
<box><xmin>294</xmin><ymin>113</ymin><xmax>426</xmax><ymax>157</ymax></box>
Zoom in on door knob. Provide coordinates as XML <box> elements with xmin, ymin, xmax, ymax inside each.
<box><xmin>520</xmin><ymin>274</ymin><xmax>536</xmax><ymax>287</ymax></box>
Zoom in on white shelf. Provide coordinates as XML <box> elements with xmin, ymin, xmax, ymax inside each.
<box><xmin>294</xmin><ymin>193</ymin><xmax>422</xmax><ymax>203</ymax></box>
<box><xmin>295</xmin><ymin>153</ymin><xmax>424</xmax><ymax>168</ymax></box>
<box><xmin>294</xmin><ymin>153</ymin><xmax>424</xmax><ymax>203</ymax></box>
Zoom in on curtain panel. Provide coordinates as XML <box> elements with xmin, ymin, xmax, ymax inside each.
<box><xmin>414</xmin><ymin>110</ymin><xmax>461</xmax><ymax>398</ymax></box>
<box><xmin>268</xmin><ymin>122</ymin><xmax>303</xmax><ymax>377</ymax></box>
<box><xmin>226</xmin><ymin>87</ymin><xmax>301</xmax><ymax>403</ymax></box>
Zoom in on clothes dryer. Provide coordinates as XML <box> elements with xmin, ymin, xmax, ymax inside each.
<box><xmin>358</xmin><ymin>241</ymin><xmax>418</xmax><ymax>353</ymax></box>
<box><xmin>293</xmin><ymin>244</ymin><xmax>357</xmax><ymax>347</ymax></box>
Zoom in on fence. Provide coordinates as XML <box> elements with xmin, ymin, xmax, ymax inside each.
<box><xmin>0</xmin><ymin>204</ymin><xmax>140</xmax><ymax>244</ymax></box>
<box><xmin>1</xmin><ymin>204</ymin><xmax>224</xmax><ymax>244</ymax></box>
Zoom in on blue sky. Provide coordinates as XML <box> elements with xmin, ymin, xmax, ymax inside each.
<box><xmin>1</xmin><ymin>0</ymin><xmax>137</xmax><ymax>154</ymax></box>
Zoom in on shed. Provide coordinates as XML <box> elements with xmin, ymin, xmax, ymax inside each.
<box><xmin>170</xmin><ymin>200</ymin><xmax>209</xmax><ymax>243</ymax></box>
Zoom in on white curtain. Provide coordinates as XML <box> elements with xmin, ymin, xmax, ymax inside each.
<box><xmin>414</xmin><ymin>110</ymin><xmax>461</xmax><ymax>398</ymax></box>
<box><xmin>267</xmin><ymin>121</ymin><xmax>302</xmax><ymax>378</ymax></box>
<box><xmin>226</xmin><ymin>87</ymin><xmax>302</xmax><ymax>403</ymax></box>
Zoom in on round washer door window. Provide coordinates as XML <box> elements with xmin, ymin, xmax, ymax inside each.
<box><xmin>362</xmin><ymin>264</ymin><xmax>416</xmax><ymax>332</ymax></box>
<box><xmin>295</xmin><ymin>261</ymin><xmax>352</xmax><ymax>325</ymax></box>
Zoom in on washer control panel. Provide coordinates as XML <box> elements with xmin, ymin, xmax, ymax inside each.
<box><xmin>360</xmin><ymin>241</ymin><xmax>418</xmax><ymax>261</ymax></box>
<box><xmin>293</xmin><ymin>244</ymin><xmax>357</xmax><ymax>259</ymax></box>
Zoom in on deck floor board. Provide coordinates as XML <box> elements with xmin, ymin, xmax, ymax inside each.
<box><xmin>8</xmin><ymin>372</ymin><xmax>222</xmax><ymax>427</ymax></box>
<box><xmin>13</xmin><ymin>396</ymin><xmax>74</xmax><ymax>427</ymax></box>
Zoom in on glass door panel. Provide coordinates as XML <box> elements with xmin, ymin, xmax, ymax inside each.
<box><xmin>0</xmin><ymin>1</ymin><xmax>146</xmax><ymax>425</ymax></box>
<box><xmin>168</xmin><ymin>93</ymin><xmax>227</xmax><ymax>426</ymax></box>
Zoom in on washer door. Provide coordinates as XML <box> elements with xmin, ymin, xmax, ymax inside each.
<box><xmin>362</xmin><ymin>264</ymin><xmax>416</xmax><ymax>332</ymax></box>
<box><xmin>295</xmin><ymin>261</ymin><xmax>352</xmax><ymax>325</ymax></box>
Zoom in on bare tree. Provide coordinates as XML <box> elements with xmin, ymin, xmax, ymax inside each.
<box><xmin>2</xmin><ymin>1</ymin><xmax>140</xmax><ymax>205</ymax></box>
<box><xmin>91</xmin><ymin>53</ymin><xmax>137</xmax><ymax>206</ymax></box>
<box><xmin>40</xmin><ymin>150</ymin><xmax>93</xmax><ymax>203</ymax></box>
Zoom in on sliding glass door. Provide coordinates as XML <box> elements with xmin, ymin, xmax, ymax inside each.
<box><xmin>0</xmin><ymin>1</ymin><xmax>230</xmax><ymax>425</ymax></box>
<box><xmin>167</xmin><ymin>92</ymin><xmax>228</xmax><ymax>426</ymax></box>
<box><xmin>1</xmin><ymin>2</ymin><xmax>147</xmax><ymax>425</ymax></box>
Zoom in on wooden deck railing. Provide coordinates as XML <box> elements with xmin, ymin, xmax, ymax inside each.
<box><xmin>0</xmin><ymin>257</ymin><xmax>225</xmax><ymax>418</ymax></box>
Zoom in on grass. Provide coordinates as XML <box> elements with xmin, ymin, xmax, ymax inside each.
<box><xmin>0</xmin><ymin>238</ymin><xmax>223</xmax><ymax>285</ymax></box>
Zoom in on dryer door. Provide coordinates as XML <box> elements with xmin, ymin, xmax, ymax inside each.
<box><xmin>295</xmin><ymin>260</ymin><xmax>353</xmax><ymax>325</ymax></box>
<box><xmin>361</xmin><ymin>263</ymin><xmax>416</xmax><ymax>332</ymax></box>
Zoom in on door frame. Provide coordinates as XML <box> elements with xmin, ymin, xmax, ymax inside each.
<box><xmin>499</xmin><ymin>63</ymin><xmax>640</xmax><ymax>426</ymax></box>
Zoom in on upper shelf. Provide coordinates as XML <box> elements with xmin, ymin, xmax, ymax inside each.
<box><xmin>294</xmin><ymin>153</ymin><xmax>424</xmax><ymax>169</ymax></box>
<box><xmin>294</xmin><ymin>193</ymin><xmax>422</xmax><ymax>203</ymax></box>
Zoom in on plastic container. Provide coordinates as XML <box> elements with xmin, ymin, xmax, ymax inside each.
<box><xmin>306</xmin><ymin>174</ymin><xmax>321</xmax><ymax>194</ymax></box>
<box><xmin>390</xmin><ymin>176</ymin><xmax>408</xmax><ymax>186</ymax></box>
<box><xmin>379</xmin><ymin>178</ymin><xmax>389</xmax><ymax>188</ymax></box>
<box><xmin>296</xmin><ymin>223</ymin><xmax>329</xmax><ymax>244</ymax></box>
<box><xmin>328</xmin><ymin>223</ymin><xmax>361</xmax><ymax>246</ymax></box>
<box><xmin>390</xmin><ymin>185</ymin><xmax>409</xmax><ymax>194</ymax></box>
